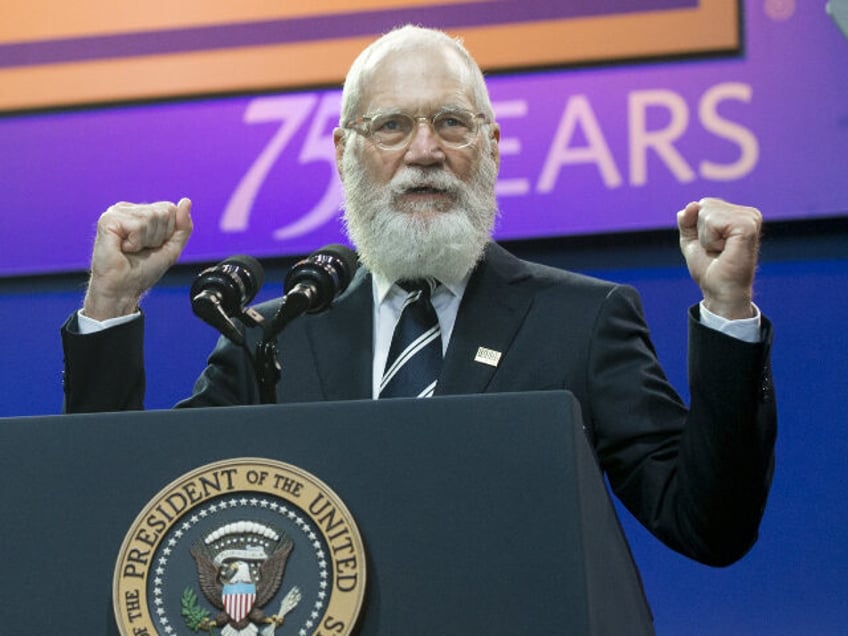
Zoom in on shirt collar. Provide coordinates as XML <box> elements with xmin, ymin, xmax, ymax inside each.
<box><xmin>372</xmin><ymin>271</ymin><xmax>470</xmax><ymax>305</ymax></box>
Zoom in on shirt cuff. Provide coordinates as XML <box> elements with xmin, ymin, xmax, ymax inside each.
<box><xmin>76</xmin><ymin>309</ymin><xmax>141</xmax><ymax>334</ymax></box>
<box><xmin>698</xmin><ymin>301</ymin><xmax>762</xmax><ymax>343</ymax></box>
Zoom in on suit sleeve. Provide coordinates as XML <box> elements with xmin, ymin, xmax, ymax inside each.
<box><xmin>60</xmin><ymin>298</ymin><xmax>304</xmax><ymax>412</ymax></box>
<box><xmin>587</xmin><ymin>286</ymin><xmax>776</xmax><ymax>566</ymax></box>
<box><xmin>175</xmin><ymin>334</ymin><xmax>262</xmax><ymax>408</ymax></box>
<box><xmin>61</xmin><ymin>312</ymin><xmax>146</xmax><ymax>412</ymax></box>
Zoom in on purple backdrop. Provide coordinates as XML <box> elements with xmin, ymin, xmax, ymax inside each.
<box><xmin>1</xmin><ymin>1</ymin><xmax>846</xmax><ymax>276</ymax></box>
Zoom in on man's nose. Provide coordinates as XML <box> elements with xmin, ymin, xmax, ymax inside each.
<box><xmin>404</xmin><ymin>119</ymin><xmax>445</xmax><ymax>165</ymax></box>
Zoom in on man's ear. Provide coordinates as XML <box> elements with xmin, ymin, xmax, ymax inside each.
<box><xmin>489</xmin><ymin>123</ymin><xmax>501</xmax><ymax>167</ymax></box>
<box><xmin>333</xmin><ymin>127</ymin><xmax>346</xmax><ymax>182</ymax></box>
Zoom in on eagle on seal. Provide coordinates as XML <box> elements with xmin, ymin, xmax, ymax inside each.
<box><xmin>190</xmin><ymin>535</ymin><xmax>295</xmax><ymax>635</ymax></box>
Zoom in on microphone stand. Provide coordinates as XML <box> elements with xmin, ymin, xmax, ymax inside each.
<box><xmin>254</xmin><ymin>285</ymin><xmax>317</xmax><ymax>404</ymax></box>
<box><xmin>250</xmin><ymin>243</ymin><xmax>358</xmax><ymax>404</ymax></box>
<box><xmin>255</xmin><ymin>338</ymin><xmax>282</xmax><ymax>405</ymax></box>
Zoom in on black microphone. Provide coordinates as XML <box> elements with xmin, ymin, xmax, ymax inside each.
<box><xmin>285</xmin><ymin>244</ymin><xmax>358</xmax><ymax>312</ymax></box>
<box><xmin>267</xmin><ymin>244</ymin><xmax>358</xmax><ymax>336</ymax></box>
<box><xmin>191</xmin><ymin>255</ymin><xmax>264</xmax><ymax>345</ymax></box>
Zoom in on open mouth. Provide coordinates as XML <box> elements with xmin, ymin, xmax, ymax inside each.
<box><xmin>404</xmin><ymin>186</ymin><xmax>447</xmax><ymax>195</ymax></box>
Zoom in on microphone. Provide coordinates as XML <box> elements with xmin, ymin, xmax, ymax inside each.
<box><xmin>191</xmin><ymin>255</ymin><xmax>264</xmax><ymax>345</ymax></box>
<box><xmin>285</xmin><ymin>244</ymin><xmax>358</xmax><ymax>312</ymax></box>
<box><xmin>268</xmin><ymin>244</ymin><xmax>358</xmax><ymax>335</ymax></box>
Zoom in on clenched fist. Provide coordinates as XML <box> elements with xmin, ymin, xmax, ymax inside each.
<box><xmin>83</xmin><ymin>198</ymin><xmax>193</xmax><ymax>320</ymax></box>
<box><xmin>677</xmin><ymin>197</ymin><xmax>762</xmax><ymax>320</ymax></box>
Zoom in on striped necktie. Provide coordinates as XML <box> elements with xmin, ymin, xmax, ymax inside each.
<box><xmin>379</xmin><ymin>279</ymin><xmax>442</xmax><ymax>398</ymax></box>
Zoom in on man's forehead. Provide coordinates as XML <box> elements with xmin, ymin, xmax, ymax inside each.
<box><xmin>359</xmin><ymin>44</ymin><xmax>474</xmax><ymax>113</ymax></box>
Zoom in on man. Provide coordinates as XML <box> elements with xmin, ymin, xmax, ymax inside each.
<box><xmin>62</xmin><ymin>26</ymin><xmax>775</xmax><ymax>567</ymax></box>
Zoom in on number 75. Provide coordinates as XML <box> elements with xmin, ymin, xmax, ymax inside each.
<box><xmin>220</xmin><ymin>91</ymin><xmax>342</xmax><ymax>241</ymax></box>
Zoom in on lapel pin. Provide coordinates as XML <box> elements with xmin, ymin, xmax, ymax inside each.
<box><xmin>474</xmin><ymin>346</ymin><xmax>502</xmax><ymax>368</ymax></box>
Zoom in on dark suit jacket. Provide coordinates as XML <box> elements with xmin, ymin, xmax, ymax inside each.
<box><xmin>62</xmin><ymin>242</ymin><xmax>776</xmax><ymax>566</ymax></box>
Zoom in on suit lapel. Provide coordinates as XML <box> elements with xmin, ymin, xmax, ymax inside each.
<box><xmin>300</xmin><ymin>244</ymin><xmax>534</xmax><ymax>400</ymax></box>
<box><xmin>304</xmin><ymin>269</ymin><xmax>373</xmax><ymax>401</ymax></box>
<box><xmin>435</xmin><ymin>243</ymin><xmax>534</xmax><ymax>396</ymax></box>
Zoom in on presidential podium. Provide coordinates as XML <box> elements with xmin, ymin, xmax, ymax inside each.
<box><xmin>0</xmin><ymin>391</ymin><xmax>653</xmax><ymax>635</ymax></box>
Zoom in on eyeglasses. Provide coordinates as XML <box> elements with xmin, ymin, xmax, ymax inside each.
<box><xmin>344</xmin><ymin>108</ymin><xmax>489</xmax><ymax>150</ymax></box>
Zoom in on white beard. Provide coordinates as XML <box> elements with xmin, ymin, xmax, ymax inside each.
<box><xmin>340</xmin><ymin>143</ymin><xmax>499</xmax><ymax>284</ymax></box>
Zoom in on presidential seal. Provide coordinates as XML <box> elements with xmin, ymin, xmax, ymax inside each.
<box><xmin>113</xmin><ymin>458</ymin><xmax>366</xmax><ymax>636</ymax></box>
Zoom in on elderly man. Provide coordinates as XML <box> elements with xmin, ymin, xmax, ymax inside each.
<box><xmin>62</xmin><ymin>26</ymin><xmax>775</xmax><ymax>567</ymax></box>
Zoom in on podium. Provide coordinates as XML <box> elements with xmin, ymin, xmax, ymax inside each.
<box><xmin>0</xmin><ymin>391</ymin><xmax>653</xmax><ymax>634</ymax></box>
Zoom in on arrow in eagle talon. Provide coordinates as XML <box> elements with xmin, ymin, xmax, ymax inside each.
<box><xmin>261</xmin><ymin>586</ymin><xmax>302</xmax><ymax>635</ymax></box>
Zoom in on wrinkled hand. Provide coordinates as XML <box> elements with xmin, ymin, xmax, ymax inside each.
<box><xmin>677</xmin><ymin>197</ymin><xmax>762</xmax><ymax>320</ymax></box>
<box><xmin>83</xmin><ymin>198</ymin><xmax>193</xmax><ymax>320</ymax></box>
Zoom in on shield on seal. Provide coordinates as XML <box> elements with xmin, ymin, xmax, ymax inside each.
<box><xmin>222</xmin><ymin>581</ymin><xmax>257</xmax><ymax>623</ymax></box>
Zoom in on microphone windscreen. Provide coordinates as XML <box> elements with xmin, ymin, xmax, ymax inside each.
<box><xmin>309</xmin><ymin>244</ymin><xmax>358</xmax><ymax>290</ymax></box>
<box><xmin>283</xmin><ymin>244</ymin><xmax>359</xmax><ymax>312</ymax></box>
<box><xmin>191</xmin><ymin>254</ymin><xmax>265</xmax><ymax>315</ymax></box>
<box><xmin>222</xmin><ymin>254</ymin><xmax>265</xmax><ymax>303</ymax></box>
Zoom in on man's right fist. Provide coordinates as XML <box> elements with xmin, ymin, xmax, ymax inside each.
<box><xmin>82</xmin><ymin>198</ymin><xmax>193</xmax><ymax>320</ymax></box>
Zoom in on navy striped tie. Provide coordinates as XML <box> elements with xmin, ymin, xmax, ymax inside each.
<box><xmin>379</xmin><ymin>279</ymin><xmax>442</xmax><ymax>398</ymax></box>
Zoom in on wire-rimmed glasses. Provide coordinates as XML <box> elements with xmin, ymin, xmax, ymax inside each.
<box><xmin>344</xmin><ymin>108</ymin><xmax>489</xmax><ymax>150</ymax></box>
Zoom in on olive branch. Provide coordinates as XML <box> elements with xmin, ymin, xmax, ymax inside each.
<box><xmin>181</xmin><ymin>587</ymin><xmax>215</xmax><ymax>633</ymax></box>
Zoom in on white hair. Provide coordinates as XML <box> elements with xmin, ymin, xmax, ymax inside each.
<box><xmin>339</xmin><ymin>25</ymin><xmax>495</xmax><ymax>128</ymax></box>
